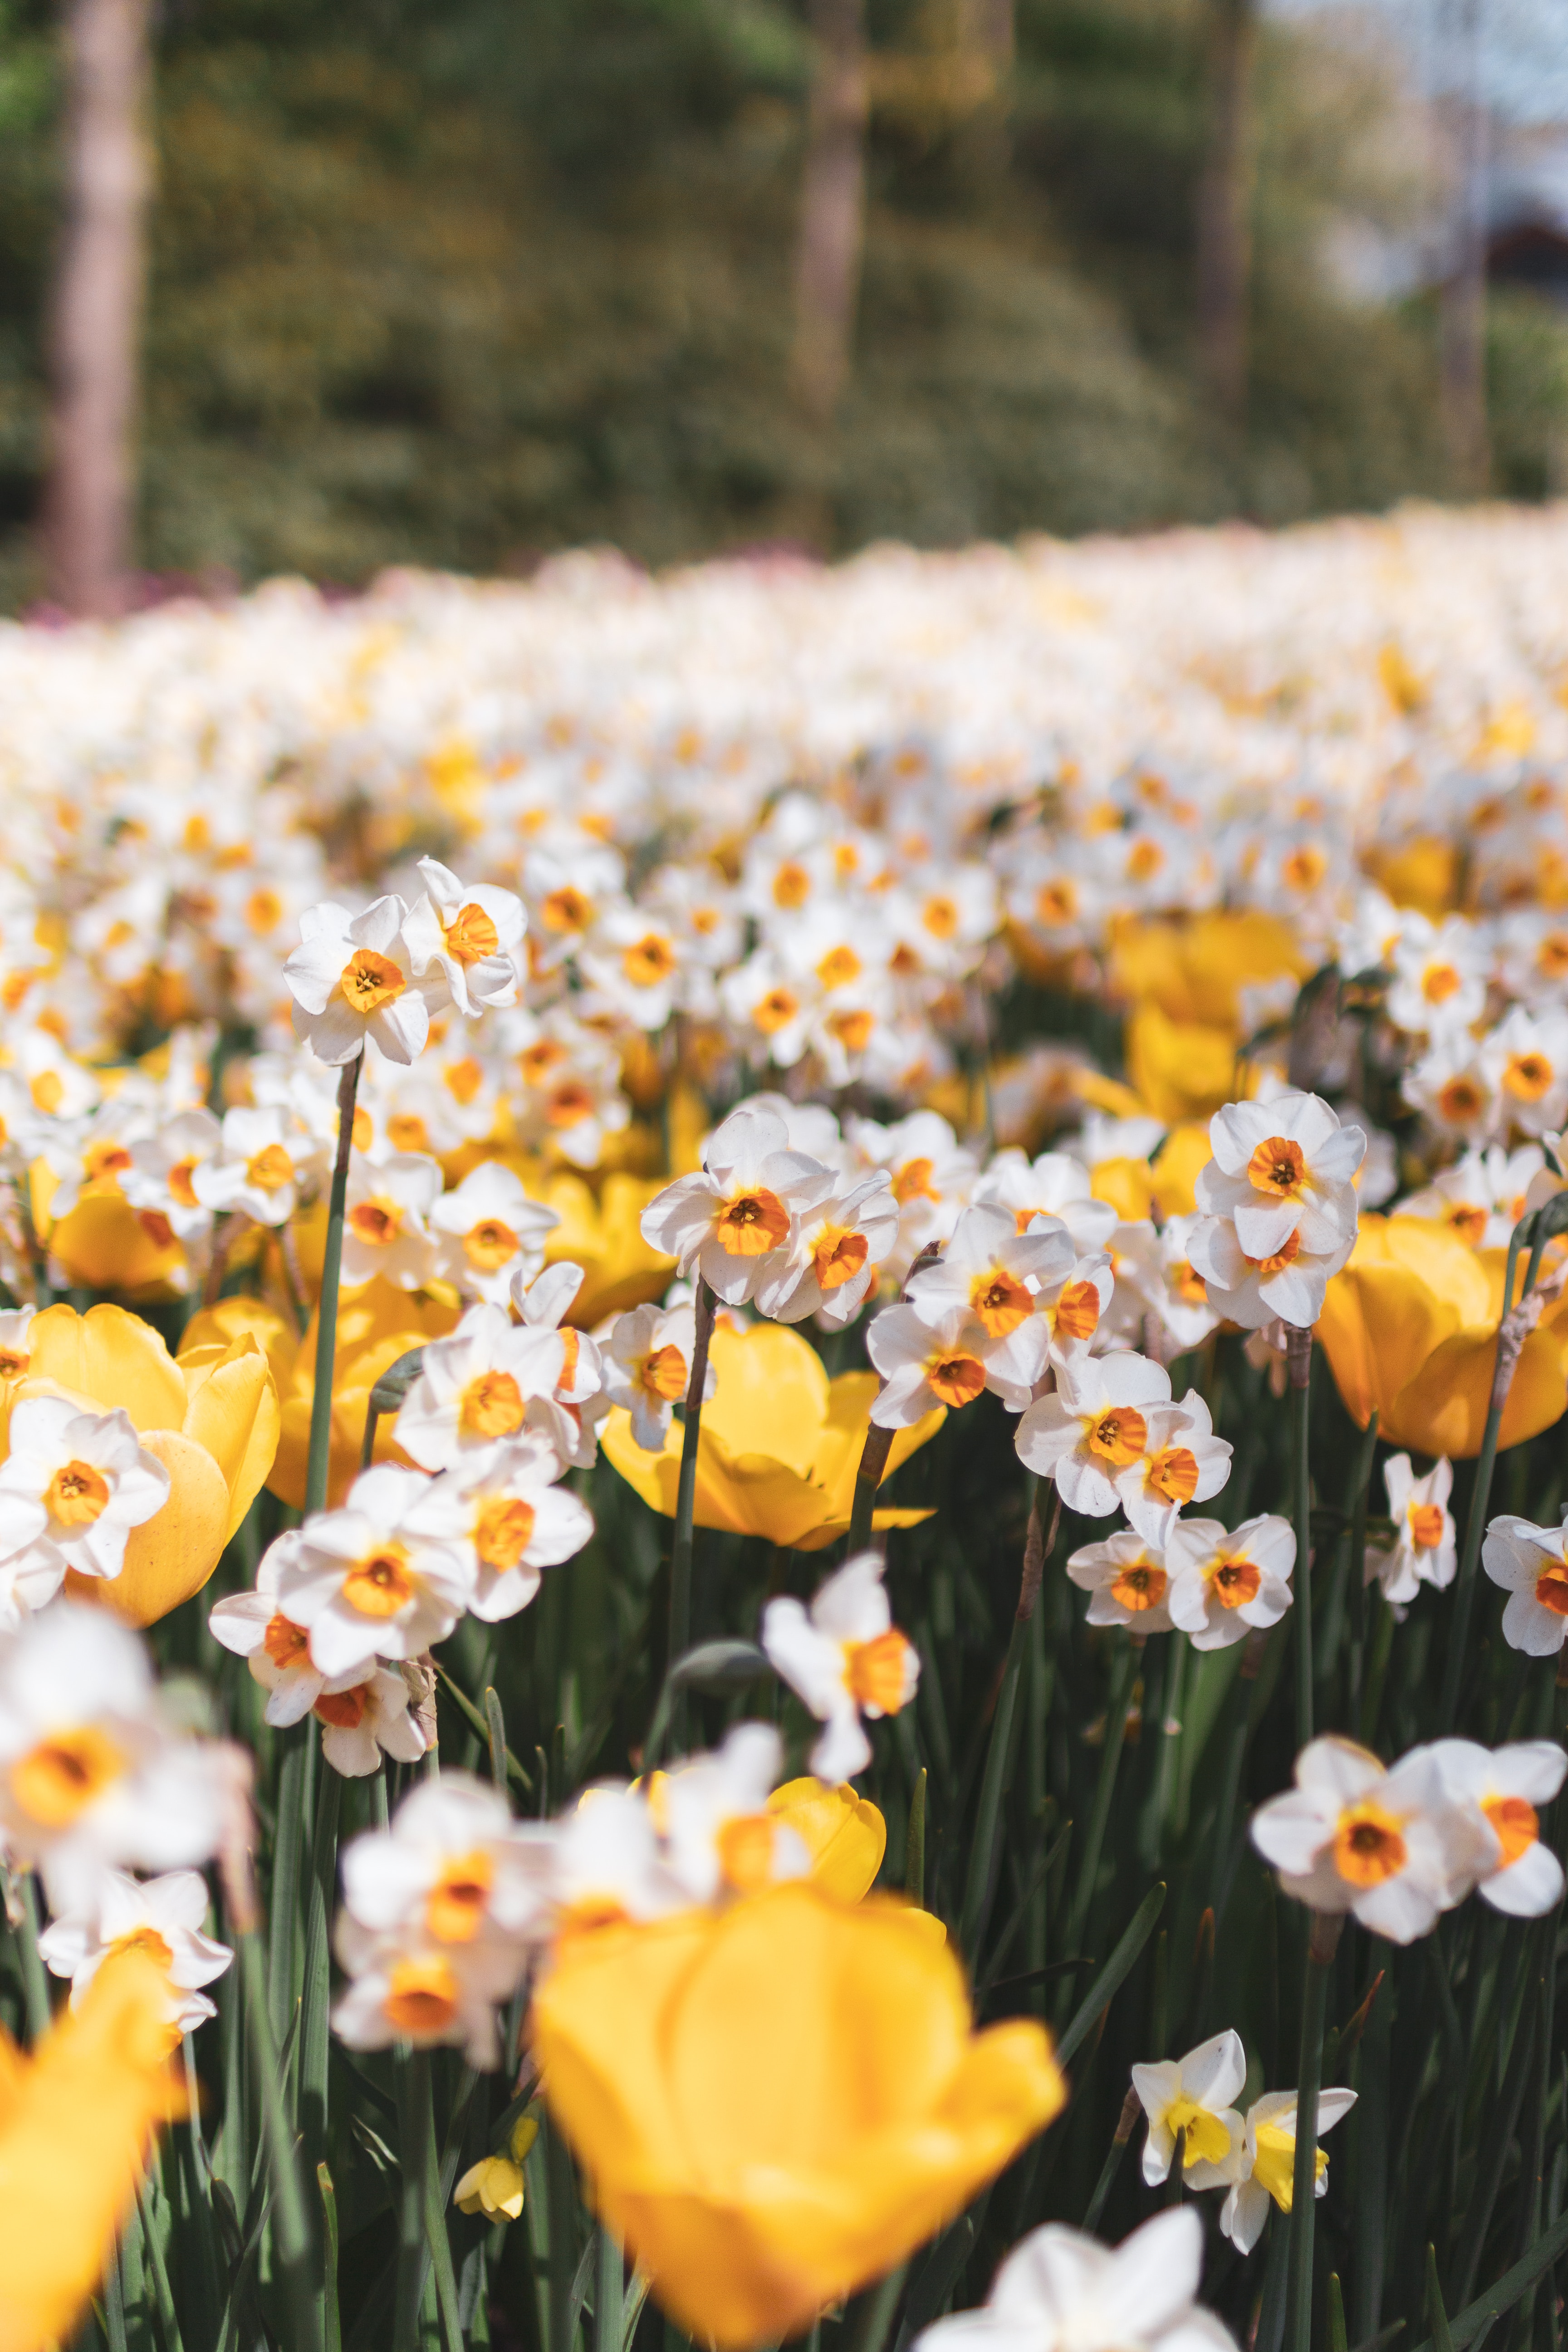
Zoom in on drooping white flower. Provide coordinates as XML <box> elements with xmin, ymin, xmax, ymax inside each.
<box><xmin>1426</xmin><ymin>1738</ymin><xmax>1568</xmax><ymax>1917</ymax></box>
<box><xmin>284</xmin><ymin>897</ymin><xmax>447</xmax><ymax>1066</ymax></box>
<box><xmin>38</xmin><ymin>1867</ymin><xmax>233</xmax><ymax>2036</ymax></box>
<box><xmin>276</xmin><ymin>1466</ymin><xmax>475</xmax><ymax>1677</ymax></box>
<box><xmin>912</xmin><ymin>2208</ymin><xmax>1237</xmax><ymax>2352</ymax></box>
<box><xmin>0</xmin><ymin>1603</ymin><xmax>225</xmax><ymax>1911</ymax></box>
<box><xmin>762</xmin><ymin>1551</ymin><xmax>919</xmax><ymax>1782</ymax></box>
<box><xmin>1250</xmin><ymin>1735</ymin><xmax>1487</xmax><ymax>1943</ymax></box>
<box><xmin>402</xmin><ymin>1433</ymin><xmax>594</xmax><ymax>1620</ymax></box>
<box><xmin>0</xmin><ymin>1396</ymin><xmax>169</xmax><ymax>1589</ymax></box>
<box><xmin>639</xmin><ymin>1104</ymin><xmax>833</xmax><ymax>1306</ymax></box>
<box><xmin>1166</xmin><ymin>1514</ymin><xmax>1295</xmax><ymax>1650</ymax></box>
<box><xmin>1218</xmin><ymin>2087</ymin><xmax>1357</xmax><ymax>2255</ymax></box>
<box><xmin>1131</xmin><ymin>2029</ymin><xmax>1248</xmax><ymax>2188</ymax></box>
<box><xmin>428</xmin><ymin>1160</ymin><xmax>559</xmax><ymax>1305</ymax></box>
<box><xmin>314</xmin><ymin>1664</ymin><xmax>431</xmax><ymax>1777</ymax></box>
<box><xmin>1366</xmin><ymin>1455</ymin><xmax>1456</xmax><ymax>1607</ymax></box>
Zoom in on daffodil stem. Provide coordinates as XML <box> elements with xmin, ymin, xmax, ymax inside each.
<box><xmin>844</xmin><ymin>2261</ymin><xmax>908</xmax><ymax>2352</ymax></box>
<box><xmin>299</xmin><ymin>1760</ymin><xmax>343</xmax><ymax>2188</ymax></box>
<box><xmin>848</xmin><ymin>1421</ymin><xmax>895</xmax><ymax>1555</ymax></box>
<box><xmin>1347</xmin><ymin>1410</ymin><xmax>1379</xmax><ymax>1731</ymax></box>
<box><xmin>1441</xmin><ymin>1401</ymin><xmax>1511</xmax><ymax>1735</ymax></box>
<box><xmin>1062</xmin><ymin>1635</ymin><xmax>1137</xmax><ymax>1975</ymax></box>
<box><xmin>1285</xmin><ymin>1911</ymin><xmax>1341</xmax><ymax>2352</ymax></box>
<box><xmin>394</xmin><ymin>2047</ymin><xmax>434</xmax><ymax>2352</ymax></box>
<box><xmin>1287</xmin><ymin>1325</ymin><xmax>1313</xmax><ymax>1749</ymax></box>
<box><xmin>238</xmin><ymin>1928</ymin><xmax>318</xmax><ymax>2350</ymax></box>
<box><xmin>960</xmin><ymin>1480</ymin><xmax>1046</xmax><ymax>1960</ymax></box>
<box><xmin>304</xmin><ymin>1053</ymin><xmax>363</xmax><ymax>1520</ymax></box>
<box><xmin>14</xmin><ymin>1869</ymin><xmax>49</xmax><ymax>2041</ymax></box>
<box><xmin>666</xmin><ymin>1275</ymin><xmax>715</xmax><ymax>1756</ymax></box>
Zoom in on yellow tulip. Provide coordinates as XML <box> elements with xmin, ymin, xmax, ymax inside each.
<box><xmin>1317</xmin><ymin>1215</ymin><xmax>1568</xmax><ymax>1458</ymax></box>
<box><xmin>9</xmin><ymin>1304</ymin><xmax>279</xmax><ymax>1624</ymax></box>
<box><xmin>533</xmin><ymin>1882</ymin><xmax>1064</xmax><ymax>2350</ymax></box>
<box><xmin>0</xmin><ymin>1949</ymin><xmax>183</xmax><ymax>2352</ymax></box>
<box><xmin>602</xmin><ymin>1321</ymin><xmax>942</xmax><ymax>1550</ymax></box>
<box><xmin>1110</xmin><ymin>913</ymin><xmax>1308</xmax><ymax>1124</ymax></box>
<box><xmin>1148</xmin><ymin>1122</ymin><xmax>1217</xmax><ymax>1220</ymax></box>
<box><xmin>534</xmin><ymin>1169</ymin><xmax>677</xmax><ymax>1327</ymax></box>
<box><xmin>44</xmin><ymin>1191</ymin><xmax>190</xmax><ymax>1302</ymax></box>
<box><xmin>767</xmin><ymin>1778</ymin><xmax>887</xmax><ymax>1901</ymax></box>
<box><xmin>1364</xmin><ymin>836</ymin><xmax>1460</xmax><ymax>918</ymax></box>
<box><xmin>260</xmin><ymin>1275</ymin><xmax>459</xmax><ymax>1510</ymax></box>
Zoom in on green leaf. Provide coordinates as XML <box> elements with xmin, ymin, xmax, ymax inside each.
<box><xmin>1056</xmin><ymin>1882</ymin><xmax>1166</xmax><ymax>2069</ymax></box>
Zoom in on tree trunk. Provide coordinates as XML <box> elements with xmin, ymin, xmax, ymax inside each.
<box><xmin>791</xmin><ymin>0</ymin><xmax>869</xmax><ymax>428</ymax></box>
<box><xmin>1196</xmin><ymin>0</ymin><xmax>1256</xmax><ymax>434</ymax></box>
<box><xmin>1437</xmin><ymin>0</ymin><xmax>1489</xmax><ymax>494</ymax></box>
<box><xmin>44</xmin><ymin>0</ymin><xmax>152</xmax><ymax>617</ymax></box>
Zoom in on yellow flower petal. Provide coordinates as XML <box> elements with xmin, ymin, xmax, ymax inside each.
<box><xmin>534</xmin><ymin>1884</ymin><xmax>1063</xmax><ymax>2351</ymax></box>
<box><xmin>44</xmin><ymin>1197</ymin><xmax>189</xmax><ymax>1303</ymax></box>
<box><xmin>178</xmin><ymin>1297</ymin><xmax>299</xmax><ymax>1399</ymax></box>
<box><xmin>1390</xmin><ymin>1325</ymin><xmax>1567</xmax><ymax>1460</ymax></box>
<box><xmin>0</xmin><ymin>1949</ymin><xmax>183</xmax><ymax>2352</ymax></box>
<box><xmin>181</xmin><ymin>1334</ymin><xmax>281</xmax><ymax>1543</ymax></box>
<box><xmin>68</xmin><ymin>1427</ymin><xmax>231</xmax><ymax>1626</ymax></box>
<box><xmin>766</xmin><ymin>1779</ymin><xmax>887</xmax><ymax>1902</ymax></box>
<box><xmin>25</xmin><ymin>1303</ymin><xmax>187</xmax><ymax>1434</ymax></box>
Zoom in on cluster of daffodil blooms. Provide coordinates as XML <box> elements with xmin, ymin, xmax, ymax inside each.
<box><xmin>9</xmin><ymin>510</ymin><xmax>1568</xmax><ymax>2351</ymax></box>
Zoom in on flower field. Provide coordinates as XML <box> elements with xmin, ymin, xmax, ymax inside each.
<box><xmin>4</xmin><ymin>503</ymin><xmax>1568</xmax><ymax>2348</ymax></box>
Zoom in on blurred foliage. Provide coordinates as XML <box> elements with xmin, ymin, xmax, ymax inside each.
<box><xmin>0</xmin><ymin>0</ymin><xmax>1559</xmax><ymax>599</ymax></box>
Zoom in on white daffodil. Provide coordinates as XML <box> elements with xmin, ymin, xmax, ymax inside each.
<box><xmin>1014</xmin><ymin>1351</ymin><xmax>1172</xmax><ymax>1516</ymax></box>
<box><xmin>0</xmin><ymin>1306</ymin><xmax>34</xmax><ymax>1381</ymax></box>
<box><xmin>1478</xmin><ymin>1005</ymin><xmax>1568</xmax><ymax>1139</ymax></box>
<box><xmin>429</xmin><ymin>1160</ymin><xmax>559</xmax><ymax>1305</ymax></box>
<box><xmin>651</xmin><ymin>1722</ymin><xmax>810</xmax><ymax>1905</ymax></box>
<box><xmin>845</xmin><ymin>1110</ymin><xmax>979</xmax><ymax>1279</ymax></box>
<box><xmin>866</xmin><ymin>1301</ymin><xmax>1003</xmax><ymax>1428</ymax></box>
<box><xmin>402</xmin><ymin>1434</ymin><xmax>594</xmax><ymax>1620</ymax></box>
<box><xmin>601</xmin><ymin>1299</ymin><xmax>713</xmax><ymax>1453</ymax></box>
<box><xmin>903</xmin><ymin>1202</ymin><xmax>1076</xmax><ymax>1404</ymax></box>
<box><xmin>276</xmin><ymin>1466</ymin><xmax>475</xmax><ymax>1677</ymax></box>
<box><xmin>914</xmin><ymin>2207</ymin><xmax>1238</xmax><ymax>2352</ymax></box>
<box><xmin>191</xmin><ymin>1103</ymin><xmax>325</xmax><ymax>1227</ymax></box>
<box><xmin>396</xmin><ymin>1302</ymin><xmax>576</xmax><ymax>1471</ymax></box>
<box><xmin>1218</xmin><ymin>2088</ymin><xmax>1357</xmax><ymax>2255</ymax></box>
<box><xmin>1131</xmin><ymin>2029</ymin><xmax>1248</xmax><ymax>2188</ymax></box>
<box><xmin>510</xmin><ymin>1263</ymin><xmax>604</xmax><ymax>1469</ymax></box>
<box><xmin>1386</xmin><ymin>916</ymin><xmax>1489</xmax><ymax>1038</ymax></box>
<box><xmin>1166</xmin><ymin>1515</ymin><xmax>1295</xmax><ymax>1650</ymax></box>
<box><xmin>125</xmin><ymin>1107</ymin><xmax>223</xmax><ymax>1243</ymax></box>
<box><xmin>1250</xmin><ymin>1735</ymin><xmax>1487</xmax><ymax>1943</ymax></box>
<box><xmin>1403</xmin><ymin>1029</ymin><xmax>1498</xmax><ymax>1145</ymax></box>
<box><xmin>1427</xmin><ymin>1738</ymin><xmax>1568</xmax><ymax>1917</ymax></box>
<box><xmin>0</xmin><ymin>1603</ymin><xmax>225</xmax><ymax>1911</ymax></box>
<box><xmin>755</xmin><ymin>1172</ymin><xmax>899</xmax><ymax>1328</ymax></box>
<box><xmin>338</xmin><ymin>1772</ymin><xmax>549</xmax><ymax>1969</ymax></box>
<box><xmin>1401</xmin><ymin>1145</ymin><xmax>1543</xmax><ymax>1250</ymax></box>
<box><xmin>38</xmin><ymin>1867</ymin><xmax>233</xmax><ymax>2037</ymax></box>
<box><xmin>0</xmin><ymin>1395</ymin><xmax>169</xmax><ymax>1587</ymax></box>
<box><xmin>1367</xmin><ymin>1455</ymin><xmax>1456</xmax><ymax>1607</ymax></box>
<box><xmin>762</xmin><ymin>1550</ymin><xmax>919</xmax><ymax>1782</ymax></box>
<box><xmin>314</xmin><ymin>1664</ymin><xmax>431</xmax><ymax>1777</ymax></box>
<box><xmin>1189</xmin><ymin>1092</ymin><xmax>1364</xmax><ymax>1328</ymax></box>
<box><xmin>1116</xmin><ymin>1214</ymin><xmax>1223</xmax><ymax>1354</ymax></box>
<box><xmin>1032</xmin><ymin>1252</ymin><xmax>1116</xmax><ymax>1370</ymax></box>
<box><xmin>402</xmin><ymin>858</ymin><xmax>524</xmax><ymax>1015</ymax></box>
<box><xmin>340</xmin><ymin>1151</ymin><xmax>441</xmax><ymax>1289</ymax></box>
<box><xmin>972</xmin><ymin>1148</ymin><xmax>1118</xmax><ymax>1258</ymax></box>
<box><xmin>1483</xmin><ymin>1511</ymin><xmax>1568</xmax><ymax>1654</ymax></box>
<box><xmin>549</xmin><ymin>1785</ymin><xmax>686</xmax><ymax>1934</ymax></box>
<box><xmin>1113</xmin><ymin>1394</ymin><xmax>1233</xmax><ymax>1544</ymax></box>
<box><xmin>330</xmin><ymin>1943</ymin><xmax>510</xmax><ymax>2069</ymax></box>
<box><xmin>284</xmin><ymin>896</ymin><xmax>448</xmax><ymax>1065</ymax></box>
<box><xmin>640</xmin><ymin>1104</ymin><xmax>833</xmax><ymax>1306</ymax></box>
<box><xmin>1066</xmin><ymin>1530</ymin><xmax>1175</xmax><ymax>1632</ymax></box>
<box><xmin>209</xmin><ymin>1530</ymin><xmax>364</xmax><ymax>1725</ymax></box>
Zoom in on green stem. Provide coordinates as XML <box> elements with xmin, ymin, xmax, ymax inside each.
<box><xmin>848</xmin><ymin>1420</ymin><xmax>895</xmax><ymax>1555</ymax></box>
<box><xmin>666</xmin><ymin>1276</ymin><xmax>716</xmax><ymax>1757</ymax></box>
<box><xmin>304</xmin><ymin>1054</ymin><xmax>363</xmax><ymax>1519</ymax></box>
<box><xmin>1286</xmin><ymin>1912</ymin><xmax>1340</xmax><ymax>2352</ymax></box>
<box><xmin>594</xmin><ymin>2225</ymin><xmax>625</xmax><ymax>2352</ymax></box>
<box><xmin>904</xmin><ymin>1767</ymin><xmax>927</xmax><ymax>1907</ymax></box>
<box><xmin>1062</xmin><ymin>1636</ymin><xmax>1138</xmax><ymax>1978</ymax></box>
<box><xmin>1347</xmin><ymin>1410</ymin><xmax>1379</xmax><ymax>1730</ymax></box>
<box><xmin>269</xmin><ymin>1725</ymin><xmax>315</xmax><ymax>2057</ymax></box>
<box><xmin>318</xmin><ymin>2165</ymin><xmax>342</xmax><ymax>2352</ymax></box>
<box><xmin>299</xmin><ymin>1760</ymin><xmax>343</xmax><ymax>2186</ymax></box>
<box><xmin>394</xmin><ymin>2048</ymin><xmax>434</xmax><ymax>2352</ymax></box>
<box><xmin>1288</xmin><ymin>1327</ymin><xmax>1313</xmax><ymax>1749</ymax></box>
<box><xmin>13</xmin><ymin>1870</ymin><xmax>50</xmax><ymax>2041</ymax></box>
<box><xmin>238</xmin><ymin>1929</ymin><xmax>317</xmax><ymax>2349</ymax></box>
<box><xmin>1441</xmin><ymin>1214</ymin><xmax>1534</xmax><ymax>1730</ymax></box>
<box><xmin>959</xmin><ymin>1481</ymin><xmax>1045</xmax><ymax>1959</ymax></box>
<box><xmin>843</xmin><ymin>2262</ymin><xmax>907</xmax><ymax>2352</ymax></box>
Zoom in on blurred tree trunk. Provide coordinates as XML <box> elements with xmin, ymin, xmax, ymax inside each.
<box><xmin>1437</xmin><ymin>0</ymin><xmax>1489</xmax><ymax>493</ymax></box>
<box><xmin>791</xmin><ymin>0</ymin><xmax>869</xmax><ymax>427</ymax></box>
<box><xmin>1196</xmin><ymin>0</ymin><xmax>1256</xmax><ymax>432</ymax></box>
<box><xmin>44</xmin><ymin>0</ymin><xmax>152</xmax><ymax>617</ymax></box>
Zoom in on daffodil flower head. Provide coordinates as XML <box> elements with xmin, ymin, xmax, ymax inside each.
<box><xmin>428</xmin><ymin>1159</ymin><xmax>560</xmax><ymax>1305</ymax></box>
<box><xmin>640</xmin><ymin>1104</ymin><xmax>835</xmax><ymax>1307</ymax></box>
<box><xmin>602</xmin><ymin>1299</ymin><xmax>711</xmax><ymax>1454</ymax></box>
<box><xmin>1484</xmin><ymin>1512</ymin><xmax>1568</xmax><ymax>1655</ymax></box>
<box><xmin>1218</xmin><ymin>2088</ymin><xmax>1357</xmax><ymax>2254</ymax></box>
<box><xmin>1367</xmin><ymin>1454</ymin><xmax>1456</xmax><ymax>1606</ymax></box>
<box><xmin>1188</xmin><ymin>1090</ymin><xmax>1365</xmax><ymax>1329</ymax></box>
<box><xmin>1131</xmin><ymin>2029</ymin><xmax>1248</xmax><ymax>2188</ymax></box>
<box><xmin>340</xmin><ymin>1150</ymin><xmax>442</xmax><ymax>1290</ymax></box>
<box><xmin>401</xmin><ymin>1432</ymin><xmax>594</xmax><ymax>1620</ymax></box>
<box><xmin>396</xmin><ymin>1302</ymin><xmax>578</xmax><ymax>1472</ymax></box>
<box><xmin>1066</xmin><ymin>1528</ymin><xmax>1176</xmax><ymax>1632</ymax></box>
<box><xmin>1426</xmin><ymin>1737</ymin><xmax>1568</xmax><ymax>1916</ymax></box>
<box><xmin>652</xmin><ymin>1722</ymin><xmax>811</xmax><ymax>1905</ymax></box>
<box><xmin>762</xmin><ymin>1549</ymin><xmax>919</xmax><ymax>1783</ymax></box>
<box><xmin>1250</xmin><ymin>1734</ymin><xmax>1490</xmax><ymax>1943</ymax></box>
<box><xmin>276</xmin><ymin>1464</ymin><xmax>475</xmax><ymax>1677</ymax></box>
<box><xmin>0</xmin><ymin>1394</ymin><xmax>170</xmax><ymax>1593</ymax></box>
<box><xmin>402</xmin><ymin>858</ymin><xmax>525</xmax><ymax>1016</ymax></box>
<box><xmin>38</xmin><ymin>1866</ymin><xmax>233</xmax><ymax>2038</ymax></box>
<box><xmin>1166</xmin><ymin>1514</ymin><xmax>1295</xmax><ymax>1650</ymax></box>
<box><xmin>1014</xmin><ymin>1349</ymin><xmax>1172</xmax><ymax>1516</ymax></box>
<box><xmin>284</xmin><ymin>896</ymin><xmax>448</xmax><ymax>1067</ymax></box>
<box><xmin>913</xmin><ymin>2207</ymin><xmax>1238</xmax><ymax>2352</ymax></box>
<box><xmin>755</xmin><ymin>1171</ymin><xmax>900</xmax><ymax>1330</ymax></box>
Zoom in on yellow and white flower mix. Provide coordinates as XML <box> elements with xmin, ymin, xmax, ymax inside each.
<box><xmin>9</xmin><ymin>511</ymin><xmax>1568</xmax><ymax>2346</ymax></box>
